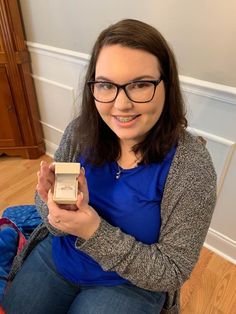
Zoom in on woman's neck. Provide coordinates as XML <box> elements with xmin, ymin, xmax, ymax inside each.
<box><xmin>118</xmin><ymin>141</ymin><xmax>141</xmax><ymax>169</ymax></box>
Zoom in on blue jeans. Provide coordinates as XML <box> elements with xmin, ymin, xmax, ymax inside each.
<box><xmin>2</xmin><ymin>235</ymin><xmax>166</xmax><ymax>314</ymax></box>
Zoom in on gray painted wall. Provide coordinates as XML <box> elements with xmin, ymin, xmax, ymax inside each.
<box><xmin>19</xmin><ymin>0</ymin><xmax>236</xmax><ymax>87</ymax></box>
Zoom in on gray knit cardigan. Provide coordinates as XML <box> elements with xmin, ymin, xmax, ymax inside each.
<box><xmin>9</xmin><ymin>120</ymin><xmax>217</xmax><ymax>313</ymax></box>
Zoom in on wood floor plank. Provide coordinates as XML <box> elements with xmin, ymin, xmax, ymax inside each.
<box><xmin>0</xmin><ymin>154</ymin><xmax>52</xmax><ymax>216</ymax></box>
<box><xmin>180</xmin><ymin>242</ymin><xmax>236</xmax><ymax>313</ymax></box>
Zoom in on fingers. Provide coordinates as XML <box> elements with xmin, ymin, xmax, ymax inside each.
<box><xmin>40</xmin><ymin>161</ymin><xmax>55</xmax><ymax>185</ymax></box>
<box><xmin>60</xmin><ymin>204</ymin><xmax>78</xmax><ymax>211</ymax></box>
<box><xmin>77</xmin><ymin>167</ymin><xmax>86</xmax><ymax>186</ymax></box>
<box><xmin>49</xmin><ymin>162</ymin><xmax>55</xmax><ymax>172</ymax></box>
<box><xmin>47</xmin><ymin>189</ymin><xmax>100</xmax><ymax>238</ymax></box>
<box><xmin>47</xmin><ymin>189</ymin><xmax>62</xmax><ymax>225</ymax></box>
<box><xmin>77</xmin><ymin>167</ymin><xmax>89</xmax><ymax>204</ymax></box>
<box><xmin>47</xmin><ymin>190</ymin><xmax>77</xmax><ymax>227</ymax></box>
<box><xmin>36</xmin><ymin>160</ymin><xmax>55</xmax><ymax>202</ymax></box>
<box><xmin>76</xmin><ymin>191</ymin><xmax>84</xmax><ymax>208</ymax></box>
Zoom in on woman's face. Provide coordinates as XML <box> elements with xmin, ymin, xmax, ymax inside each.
<box><xmin>94</xmin><ymin>44</ymin><xmax>165</xmax><ymax>147</ymax></box>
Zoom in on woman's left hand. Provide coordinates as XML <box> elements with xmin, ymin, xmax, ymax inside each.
<box><xmin>47</xmin><ymin>168</ymin><xmax>101</xmax><ymax>240</ymax></box>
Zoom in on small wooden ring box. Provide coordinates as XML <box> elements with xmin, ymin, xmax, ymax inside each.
<box><xmin>53</xmin><ymin>162</ymin><xmax>81</xmax><ymax>204</ymax></box>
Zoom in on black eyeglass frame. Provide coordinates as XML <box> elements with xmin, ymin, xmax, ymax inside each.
<box><xmin>87</xmin><ymin>76</ymin><xmax>163</xmax><ymax>103</ymax></box>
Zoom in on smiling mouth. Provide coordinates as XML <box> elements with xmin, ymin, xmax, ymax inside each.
<box><xmin>114</xmin><ymin>115</ymin><xmax>140</xmax><ymax>123</ymax></box>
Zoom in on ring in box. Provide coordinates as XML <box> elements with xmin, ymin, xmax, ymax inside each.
<box><xmin>53</xmin><ymin>162</ymin><xmax>81</xmax><ymax>204</ymax></box>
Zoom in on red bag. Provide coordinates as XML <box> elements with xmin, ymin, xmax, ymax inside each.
<box><xmin>0</xmin><ymin>218</ymin><xmax>26</xmax><ymax>254</ymax></box>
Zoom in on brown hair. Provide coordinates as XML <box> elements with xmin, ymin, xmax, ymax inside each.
<box><xmin>75</xmin><ymin>19</ymin><xmax>187</xmax><ymax>165</ymax></box>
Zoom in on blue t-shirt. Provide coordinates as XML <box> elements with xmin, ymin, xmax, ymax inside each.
<box><xmin>52</xmin><ymin>147</ymin><xmax>176</xmax><ymax>285</ymax></box>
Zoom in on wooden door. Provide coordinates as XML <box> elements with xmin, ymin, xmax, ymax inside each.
<box><xmin>0</xmin><ymin>65</ymin><xmax>22</xmax><ymax>147</ymax></box>
<box><xmin>0</xmin><ymin>0</ymin><xmax>45</xmax><ymax>158</ymax></box>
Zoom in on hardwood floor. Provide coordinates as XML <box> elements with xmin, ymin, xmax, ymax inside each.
<box><xmin>0</xmin><ymin>154</ymin><xmax>236</xmax><ymax>313</ymax></box>
<box><xmin>0</xmin><ymin>154</ymin><xmax>51</xmax><ymax>215</ymax></box>
<box><xmin>181</xmin><ymin>248</ymin><xmax>236</xmax><ymax>313</ymax></box>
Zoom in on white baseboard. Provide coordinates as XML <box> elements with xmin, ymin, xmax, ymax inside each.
<box><xmin>204</xmin><ymin>228</ymin><xmax>236</xmax><ymax>264</ymax></box>
<box><xmin>44</xmin><ymin>140</ymin><xmax>57</xmax><ymax>158</ymax></box>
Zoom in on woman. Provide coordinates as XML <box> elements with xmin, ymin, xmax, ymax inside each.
<box><xmin>2</xmin><ymin>19</ymin><xmax>217</xmax><ymax>314</ymax></box>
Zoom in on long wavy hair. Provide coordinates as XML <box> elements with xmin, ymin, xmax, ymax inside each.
<box><xmin>74</xmin><ymin>19</ymin><xmax>187</xmax><ymax>165</ymax></box>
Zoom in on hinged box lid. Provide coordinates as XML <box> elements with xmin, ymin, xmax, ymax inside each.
<box><xmin>54</xmin><ymin>162</ymin><xmax>80</xmax><ymax>175</ymax></box>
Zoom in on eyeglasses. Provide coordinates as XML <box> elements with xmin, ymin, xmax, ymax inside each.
<box><xmin>87</xmin><ymin>77</ymin><xmax>163</xmax><ymax>103</ymax></box>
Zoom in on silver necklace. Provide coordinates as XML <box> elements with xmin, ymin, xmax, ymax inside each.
<box><xmin>115</xmin><ymin>164</ymin><xmax>122</xmax><ymax>179</ymax></box>
<box><xmin>115</xmin><ymin>158</ymin><xmax>139</xmax><ymax>179</ymax></box>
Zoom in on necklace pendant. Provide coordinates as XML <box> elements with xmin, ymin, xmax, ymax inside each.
<box><xmin>115</xmin><ymin>166</ymin><xmax>121</xmax><ymax>179</ymax></box>
<box><xmin>116</xmin><ymin>171</ymin><xmax>121</xmax><ymax>179</ymax></box>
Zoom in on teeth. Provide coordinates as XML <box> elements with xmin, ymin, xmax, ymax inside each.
<box><xmin>116</xmin><ymin>116</ymin><xmax>136</xmax><ymax>122</ymax></box>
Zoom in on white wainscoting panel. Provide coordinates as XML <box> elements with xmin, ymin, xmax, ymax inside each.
<box><xmin>33</xmin><ymin>74</ymin><xmax>75</xmax><ymax>129</ymax></box>
<box><xmin>27</xmin><ymin>42</ymin><xmax>89</xmax><ymax>155</ymax></box>
<box><xmin>187</xmin><ymin>127</ymin><xmax>236</xmax><ymax>195</ymax></box>
<box><xmin>181</xmin><ymin>75</ymin><xmax>236</xmax><ymax>141</ymax></box>
<box><xmin>39</xmin><ymin>122</ymin><xmax>64</xmax><ymax>158</ymax></box>
<box><xmin>27</xmin><ymin>42</ymin><xmax>236</xmax><ymax>264</ymax></box>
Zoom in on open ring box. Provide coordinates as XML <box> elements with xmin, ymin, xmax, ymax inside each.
<box><xmin>53</xmin><ymin>162</ymin><xmax>81</xmax><ymax>204</ymax></box>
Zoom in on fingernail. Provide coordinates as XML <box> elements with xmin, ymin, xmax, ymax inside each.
<box><xmin>80</xmin><ymin>191</ymin><xmax>84</xmax><ymax>200</ymax></box>
<box><xmin>40</xmin><ymin>160</ymin><xmax>44</xmax><ymax>167</ymax></box>
<box><xmin>49</xmin><ymin>162</ymin><xmax>55</xmax><ymax>170</ymax></box>
<box><xmin>81</xmin><ymin>167</ymin><xmax>85</xmax><ymax>175</ymax></box>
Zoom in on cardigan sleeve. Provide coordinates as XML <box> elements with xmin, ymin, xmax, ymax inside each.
<box><xmin>75</xmin><ymin>134</ymin><xmax>217</xmax><ymax>292</ymax></box>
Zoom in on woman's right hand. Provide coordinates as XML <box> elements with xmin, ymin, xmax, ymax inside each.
<box><xmin>36</xmin><ymin>160</ymin><xmax>55</xmax><ymax>203</ymax></box>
